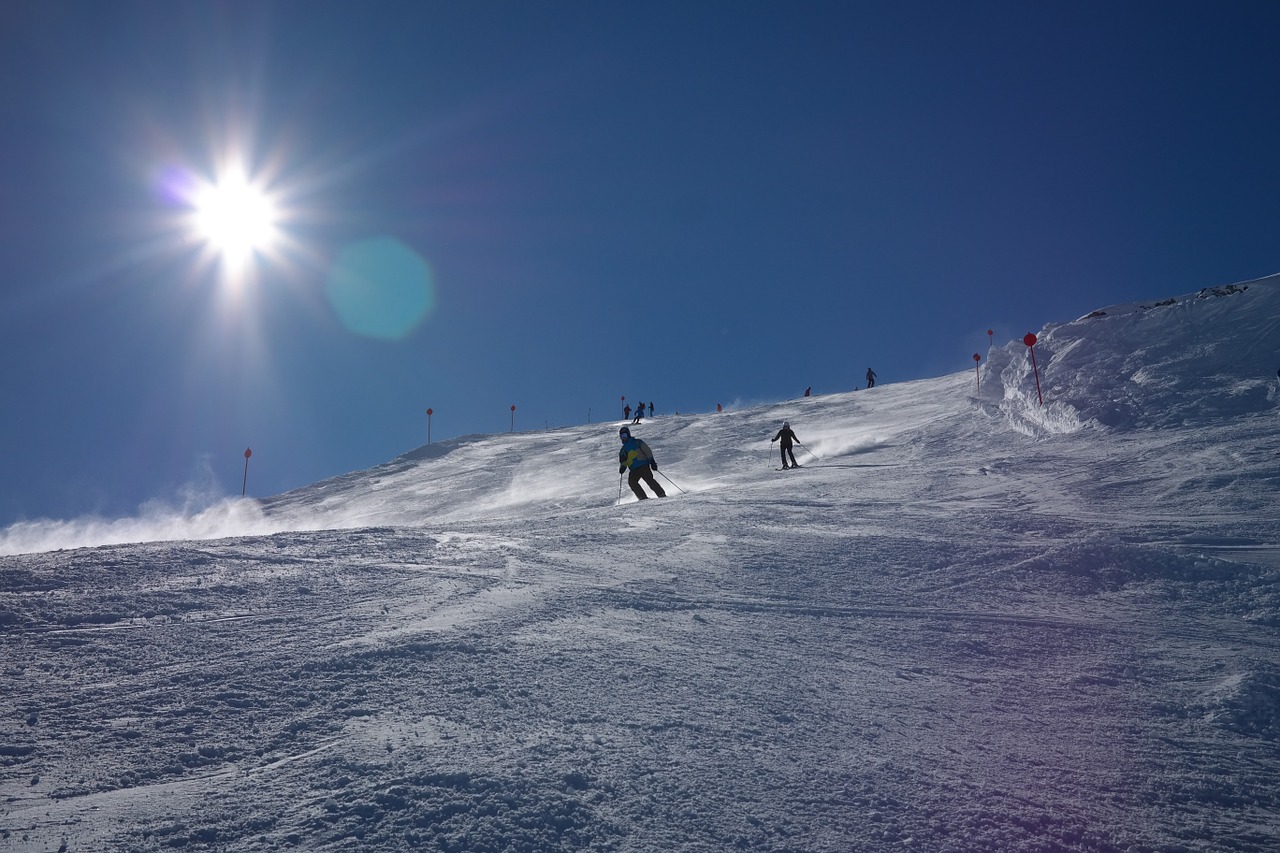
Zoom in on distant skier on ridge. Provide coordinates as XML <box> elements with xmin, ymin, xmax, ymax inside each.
<box><xmin>866</xmin><ymin>368</ymin><xmax>877</xmax><ymax>389</ymax></box>
<box><xmin>772</xmin><ymin>421</ymin><xmax>801</xmax><ymax>469</ymax></box>
<box><xmin>618</xmin><ymin>426</ymin><xmax>666</xmax><ymax>500</ymax></box>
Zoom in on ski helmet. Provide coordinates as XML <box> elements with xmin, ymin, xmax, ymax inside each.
<box><xmin>783</xmin><ymin>421</ymin><xmax>789</xmax><ymax>428</ymax></box>
<box><xmin>619</xmin><ymin>426</ymin><xmax>630</xmax><ymax>438</ymax></box>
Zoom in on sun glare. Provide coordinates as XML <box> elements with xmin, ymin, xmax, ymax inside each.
<box><xmin>192</xmin><ymin>172</ymin><xmax>280</xmax><ymax>266</ymax></box>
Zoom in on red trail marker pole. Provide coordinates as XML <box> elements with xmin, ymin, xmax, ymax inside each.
<box><xmin>426</xmin><ymin>408</ymin><xmax>433</xmax><ymax>445</ymax></box>
<box><xmin>987</xmin><ymin>329</ymin><xmax>994</xmax><ymax>346</ymax></box>
<box><xmin>242</xmin><ymin>448</ymin><xmax>252</xmax><ymax>497</ymax></box>
<box><xmin>510</xmin><ymin>404</ymin><xmax>516</xmax><ymax>432</ymax></box>
<box><xmin>1023</xmin><ymin>333</ymin><xmax>1043</xmax><ymax>405</ymax></box>
<box><xmin>973</xmin><ymin>353</ymin><xmax>982</xmax><ymax>391</ymax></box>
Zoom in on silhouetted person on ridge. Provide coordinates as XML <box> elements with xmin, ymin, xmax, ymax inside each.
<box><xmin>866</xmin><ymin>368</ymin><xmax>877</xmax><ymax>389</ymax></box>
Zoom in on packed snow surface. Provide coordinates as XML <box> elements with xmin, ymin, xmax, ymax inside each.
<box><xmin>2</xmin><ymin>277</ymin><xmax>1279</xmax><ymax>851</ymax></box>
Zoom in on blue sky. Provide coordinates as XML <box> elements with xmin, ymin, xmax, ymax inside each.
<box><xmin>2</xmin><ymin>0</ymin><xmax>1278</xmax><ymax>527</ymax></box>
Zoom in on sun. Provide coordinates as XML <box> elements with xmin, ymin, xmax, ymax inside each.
<box><xmin>190</xmin><ymin>170</ymin><xmax>280</xmax><ymax>267</ymax></box>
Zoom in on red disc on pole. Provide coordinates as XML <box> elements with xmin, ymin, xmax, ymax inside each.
<box><xmin>973</xmin><ymin>353</ymin><xmax>981</xmax><ymax>362</ymax></box>
<box><xmin>426</xmin><ymin>408</ymin><xmax>433</xmax><ymax>416</ymax></box>
<box><xmin>511</xmin><ymin>404</ymin><xmax>516</xmax><ymax>411</ymax></box>
<box><xmin>1023</xmin><ymin>333</ymin><xmax>1037</xmax><ymax>347</ymax></box>
<box><xmin>244</xmin><ymin>448</ymin><xmax>252</xmax><ymax>458</ymax></box>
<box><xmin>987</xmin><ymin>329</ymin><xmax>993</xmax><ymax>336</ymax></box>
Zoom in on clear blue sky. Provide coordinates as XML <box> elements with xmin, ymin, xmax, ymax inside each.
<box><xmin>2</xmin><ymin>0</ymin><xmax>1278</xmax><ymax>527</ymax></box>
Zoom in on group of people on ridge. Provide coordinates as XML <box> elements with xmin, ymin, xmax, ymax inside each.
<box><xmin>805</xmin><ymin>368</ymin><xmax>876</xmax><ymax>395</ymax></box>
<box><xmin>623</xmin><ymin>401</ymin><xmax>654</xmax><ymax>424</ymax></box>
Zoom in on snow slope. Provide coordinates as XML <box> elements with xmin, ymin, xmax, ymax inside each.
<box><xmin>2</xmin><ymin>276</ymin><xmax>1279</xmax><ymax>852</ymax></box>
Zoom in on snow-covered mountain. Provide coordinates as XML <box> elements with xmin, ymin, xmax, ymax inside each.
<box><xmin>2</xmin><ymin>276</ymin><xmax>1278</xmax><ymax>852</ymax></box>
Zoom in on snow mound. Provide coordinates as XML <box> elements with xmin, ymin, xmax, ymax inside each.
<box><xmin>983</xmin><ymin>274</ymin><xmax>1280</xmax><ymax>433</ymax></box>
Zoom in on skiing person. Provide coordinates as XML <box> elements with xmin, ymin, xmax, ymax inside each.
<box><xmin>648</xmin><ymin>401</ymin><xmax>654</xmax><ymax>417</ymax></box>
<box><xmin>772</xmin><ymin>421</ymin><xmax>800</xmax><ymax>469</ymax></box>
<box><xmin>618</xmin><ymin>426</ymin><xmax>666</xmax><ymax>500</ymax></box>
<box><xmin>804</xmin><ymin>386</ymin><xmax>811</xmax><ymax>397</ymax></box>
<box><xmin>623</xmin><ymin>404</ymin><xmax>631</xmax><ymax>421</ymax></box>
<box><xmin>632</xmin><ymin>401</ymin><xmax>644</xmax><ymax>424</ymax></box>
<box><xmin>866</xmin><ymin>367</ymin><xmax>877</xmax><ymax>388</ymax></box>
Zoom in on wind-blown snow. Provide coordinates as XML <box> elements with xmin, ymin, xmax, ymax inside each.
<box><xmin>2</xmin><ymin>276</ymin><xmax>1279</xmax><ymax>851</ymax></box>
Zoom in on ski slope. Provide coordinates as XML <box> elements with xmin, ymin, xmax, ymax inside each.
<box><xmin>2</xmin><ymin>276</ymin><xmax>1279</xmax><ymax>851</ymax></box>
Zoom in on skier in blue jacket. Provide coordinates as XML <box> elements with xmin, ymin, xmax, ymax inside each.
<box><xmin>618</xmin><ymin>426</ymin><xmax>666</xmax><ymax>499</ymax></box>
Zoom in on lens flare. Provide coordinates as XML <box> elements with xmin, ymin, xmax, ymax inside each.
<box><xmin>326</xmin><ymin>237</ymin><xmax>435</xmax><ymax>339</ymax></box>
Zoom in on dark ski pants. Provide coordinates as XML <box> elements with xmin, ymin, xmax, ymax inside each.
<box><xmin>780</xmin><ymin>444</ymin><xmax>798</xmax><ymax>468</ymax></box>
<box><xmin>628</xmin><ymin>466</ymin><xmax>666</xmax><ymax>499</ymax></box>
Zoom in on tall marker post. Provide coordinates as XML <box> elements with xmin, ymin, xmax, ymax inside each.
<box><xmin>973</xmin><ymin>353</ymin><xmax>981</xmax><ymax>391</ymax></box>
<box><xmin>426</xmin><ymin>408</ymin><xmax>433</xmax><ymax>445</ymax></box>
<box><xmin>987</xmin><ymin>329</ymin><xmax>994</xmax><ymax>347</ymax></box>
<box><xmin>1024</xmin><ymin>333</ymin><xmax>1044</xmax><ymax>405</ymax></box>
<box><xmin>242</xmin><ymin>448</ymin><xmax>252</xmax><ymax>497</ymax></box>
<box><xmin>510</xmin><ymin>404</ymin><xmax>516</xmax><ymax>432</ymax></box>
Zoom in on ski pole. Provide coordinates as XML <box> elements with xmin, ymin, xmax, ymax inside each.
<box><xmin>618</xmin><ymin>473</ymin><xmax>625</xmax><ymax>505</ymax></box>
<box><xmin>653</xmin><ymin>468</ymin><xmax>686</xmax><ymax>494</ymax></box>
<box><xmin>795</xmin><ymin>442</ymin><xmax>821</xmax><ymax>463</ymax></box>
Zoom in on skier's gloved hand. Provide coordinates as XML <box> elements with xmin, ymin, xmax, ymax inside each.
<box><xmin>619</xmin><ymin>466</ymin><xmax>625</xmax><ymax>474</ymax></box>
<box><xmin>650</xmin><ymin>462</ymin><xmax>658</xmax><ymax>470</ymax></box>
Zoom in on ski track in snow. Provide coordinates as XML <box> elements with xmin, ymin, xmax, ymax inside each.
<box><xmin>2</xmin><ymin>280</ymin><xmax>1280</xmax><ymax>851</ymax></box>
